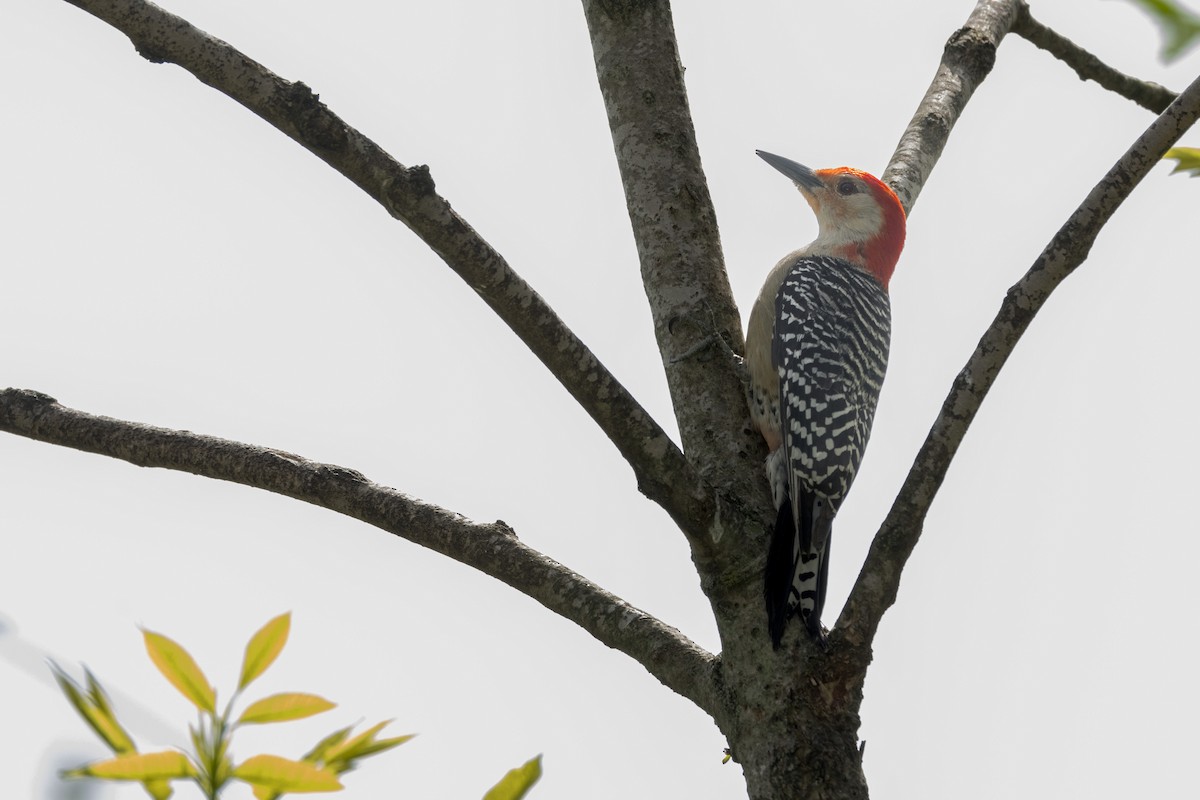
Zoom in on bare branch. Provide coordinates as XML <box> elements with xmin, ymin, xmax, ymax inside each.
<box><xmin>1013</xmin><ymin>3</ymin><xmax>1178</xmax><ymax>113</ymax></box>
<box><xmin>883</xmin><ymin>0</ymin><xmax>1024</xmax><ymax>213</ymax></box>
<box><xmin>58</xmin><ymin>0</ymin><xmax>716</xmax><ymax>544</ymax></box>
<box><xmin>580</xmin><ymin>1</ymin><xmax>766</xmax><ymax>531</ymax></box>
<box><xmin>0</xmin><ymin>388</ymin><xmax>721</xmax><ymax>715</ymax></box>
<box><xmin>838</xmin><ymin>71</ymin><xmax>1200</xmax><ymax>652</ymax></box>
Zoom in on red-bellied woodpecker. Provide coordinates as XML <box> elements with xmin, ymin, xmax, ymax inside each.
<box><xmin>747</xmin><ymin>150</ymin><xmax>905</xmax><ymax>648</ymax></box>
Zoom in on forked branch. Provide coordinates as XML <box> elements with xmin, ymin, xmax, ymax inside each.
<box><xmin>839</xmin><ymin>71</ymin><xmax>1200</xmax><ymax>651</ymax></box>
<box><xmin>580</xmin><ymin>1</ymin><xmax>756</xmax><ymax>513</ymax></box>
<box><xmin>57</xmin><ymin>0</ymin><xmax>716</xmax><ymax>545</ymax></box>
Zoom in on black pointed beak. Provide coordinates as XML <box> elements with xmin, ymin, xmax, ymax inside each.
<box><xmin>756</xmin><ymin>150</ymin><xmax>823</xmax><ymax>192</ymax></box>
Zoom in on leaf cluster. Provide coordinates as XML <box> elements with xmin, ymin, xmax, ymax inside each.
<box><xmin>52</xmin><ymin>613</ymin><xmax>495</xmax><ymax>799</ymax></box>
<box><xmin>53</xmin><ymin>613</ymin><xmax>542</xmax><ymax>798</ymax></box>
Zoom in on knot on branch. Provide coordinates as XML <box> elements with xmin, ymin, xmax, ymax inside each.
<box><xmin>918</xmin><ymin>108</ymin><xmax>952</xmax><ymax>144</ymax></box>
<box><xmin>491</xmin><ymin>520</ymin><xmax>519</xmax><ymax>538</ymax></box>
<box><xmin>316</xmin><ymin>463</ymin><xmax>368</xmax><ymax>484</ymax></box>
<box><xmin>379</xmin><ymin>165</ymin><xmax>437</xmax><ymax>221</ymax></box>
<box><xmin>127</xmin><ymin>21</ymin><xmax>189</xmax><ymax>65</ymax></box>
<box><xmin>403</xmin><ymin>164</ymin><xmax>436</xmax><ymax>196</ymax></box>
<box><xmin>944</xmin><ymin>26</ymin><xmax>998</xmax><ymax>76</ymax></box>
<box><xmin>284</xmin><ymin>82</ymin><xmax>347</xmax><ymax>152</ymax></box>
<box><xmin>295</xmin><ymin>461</ymin><xmax>368</xmax><ymax>502</ymax></box>
<box><xmin>133</xmin><ymin>38</ymin><xmax>171</xmax><ymax>64</ymax></box>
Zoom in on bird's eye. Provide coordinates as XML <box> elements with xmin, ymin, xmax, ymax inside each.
<box><xmin>837</xmin><ymin>179</ymin><xmax>857</xmax><ymax>196</ymax></box>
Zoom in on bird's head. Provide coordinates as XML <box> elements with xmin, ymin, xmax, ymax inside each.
<box><xmin>757</xmin><ymin>150</ymin><xmax>906</xmax><ymax>290</ymax></box>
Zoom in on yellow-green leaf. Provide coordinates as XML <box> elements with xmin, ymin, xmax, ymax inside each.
<box><xmin>83</xmin><ymin>700</ymin><xmax>137</xmax><ymax>755</ymax></box>
<box><xmin>142</xmin><ymin>629</ymin><xmax>216</xmax><ymax>713</ymax></box>
<box><xmin>238</xmin><ymin>612</ymin><xmax>291</xmax><ymax>691</ymax></box>
<box><xmin>324</xmin><ymin>720</ymin><xmax>391</xmax><ymax>764</ymax></box>
<box><xmin>482</xmin><ymin>755</ymin><xmax>543</xmax><ymax>800</ymax></box>
<box><xmin>1165</xmin><ymin>146</ymin><xmax>1200</xmax><ymax>177</ymax></box>
<box><xmin>233</xmin><ymin>754</ymin><xmax>342</xmax><ymax>793</ymax></box>
<box><xmin>85</xmin><ymin>669</ymin><xmax>116</xmax><ymax>714</ymax></box>
<box><xmin>339</xmin><ymin>733</ymin><xmax>415</xmax><ymax>761</ymax></box>
<box><xmin>141</xmin><ymin>778</ymin><xmax>174</xmax><ymax>800</ymax></box>
<box><xmin>251</xmin><ymin>785</ymin><xmax>279</xmax><ymax>800</ymax></box>
<box><xmin>188</xmin><ymin>723</ymin><xmax>205</xmax><ymax>757</ymax></box>
<box><xmin>237</xmin><ymin>692</ymin><xmax>336</xmax><ymax>725</ymax></box>
<box><xmin>50</xmin><ymin>662</ymin><xmax>136</xmax><ymax>754</ymax></box>
<box><xmin>302</xmin><ymin>727</ymin><xmax>352</xmax><ymax>763</ymax></box>
<box><xmin>66</xmin><ymin>751</ymin><xmax>195</xmax><ymax>781</ymax></box>
<box><xmin>51</xmin><ymin>662</ymin><xmax>86</xmax><ymax>706</ymax></box>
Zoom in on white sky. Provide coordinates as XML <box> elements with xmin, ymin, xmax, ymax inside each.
<box><xmin>2</xmin><ymin>1</ymin><xmax>1199</xmax><ymax>798</ymax></box>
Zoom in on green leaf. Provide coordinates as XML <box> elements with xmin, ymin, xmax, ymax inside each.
<box><xmin>301</xmin><ymin>727</ymin><xmax>352</xmax><ymax>763</ymax></box>
<box><xmin>1125</xmin><ymin>0</ymin><xmax>1200</xmax><ymax>61</ymax></box>
<box><xmin>141</xmin><ymin>779</ymin><xmax>174</xmax><ymax>800</ymax></box>
<box><xmin>237</xmin><ymin>692</ymin><xmax>336</xmax><ymax>725</ymax></box>
<box><xmin>251</xmin><ymin>785</ymin><xmax>279</xmax><ymax>800</ymax></box>
<box><xmin>65</xmin><ymin>751</ymin><xmax>195</xmax><ymax>781</ymax></box>
<box><xmin>233</xmin><ymin>754</ymin><xmax>342</xmax><ymax>793</ymax></box>
<box><xmin>323</xmin><ymin>720</ymin><xmax>399</xmax><ymax>766</ymax></box>
<box><xmin>213</xmin><ymin>742</ymin><xmax>235</xmax><ymax>789</ymax></box>
<box><xmin>238</xmin><ymin>612</ymin><xmax>291</xmax><ymax>691</ymax></box>
<box><xmin>1164</xmin><ymin>146</ymin><xmax>1200</xmax><ymax>176</ymax></box>
<box><xmin>85</xmin><ymin>669</ymin><xmax>116</xmax><ymax>715</ymax></box>
<box><xmin>315</xmin><ymin>720</ymin><xmax>413</xmax><ymax>774</ymax></box>
<box><xmin>187</xmin><ymin>723</ymin><xmax>206</xmax><ymax>758</ymax></box>
<box><xmin>49</xmin><ymin>662</ymin><xmax>137</xmax><ymax>754</ymax></box>
<box><xmin>337</xmin><ymin>733</ymin><xmax>415</xmax><ymax>761</ymax></box>
<box><xmin>482</xmin><ymin>755</ymin><xmax>543</xmax><ymax>800</ymax></box>
<box><xmin>142</xmin><ymin>629</ymin><xmax>216</xmax><ymax>713</ymax></box>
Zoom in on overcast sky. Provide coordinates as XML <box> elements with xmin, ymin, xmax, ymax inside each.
<box><xmin>3</xmin><ymin>1</ymin><xmax>1199</xmax><ymax>798</ymax></box>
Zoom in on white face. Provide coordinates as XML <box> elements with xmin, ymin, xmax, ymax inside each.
<box><xmin>801</xmin><ymin>172</ymin><xmax>887</xmax><ymax>254</ymax></box>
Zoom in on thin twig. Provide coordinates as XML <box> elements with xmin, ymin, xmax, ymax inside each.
<box><xmin>57</xmin><ymin>0</ymin><xmax>716</xmax><ymax>546</ymax></box>
<box><xmin>838</xmin><ymin>70</ymin><xmax>1200</xmax><ymax>652</ymax></box>
<box><xmin>0</xmin><ymin>388</ymin><xmax>722</xmax><ymax>716</ymax></box>
<box><xmin>883</xmin><ymin>0</ymin><xmax>1025</xmax><ymax>214</ymax></box>
<box><xmin>1013</xmin><ymin>2</ymin><xmax>1178</xmax><ymax>113</ymax></box>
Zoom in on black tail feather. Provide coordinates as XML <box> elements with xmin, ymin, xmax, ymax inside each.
<box><xmin>765</xmin><ymin>499</ymin><xmax>796</xmax><ymax>649</ymax></box>
<box><xmin>765</xmin><ymin>490</ymin><xmax>831</xmax><ymax>648</ymax></box>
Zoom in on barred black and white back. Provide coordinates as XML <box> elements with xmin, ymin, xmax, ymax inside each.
<box><xmin>764</xmin><ymin>255</ymin><xmax>891</xmax><ymax>646</ymax></box>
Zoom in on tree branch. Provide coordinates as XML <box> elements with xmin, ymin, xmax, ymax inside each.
<box><xmin>1013</xmin><ymin>3</ymin><xmax>1178</xmax><ymax>113</ymax></box>
<box><xmin>838</xmin><ymin>70</ymin><xmax>1200</xmax><ymax>652</ymax></box>
<box><xmin>58</xmin><ymin>0</ymin><xmax>716</xmax><ymax>545</ymax></box>
<box><xmin>0</xmin><ymin>388</ymin><xmax>722</xmax><ymax>716</ymax></box>
<box><xmin>580</xmin><ymin>0</ymin><xmax>765</xmax><ymax>534</ymax></box>
<box><xmin>883</xmin><ymin>0</ymin><xmax>1024</xmax><ymax>214</ymax></box>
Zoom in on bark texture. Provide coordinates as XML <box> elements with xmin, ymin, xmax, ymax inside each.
<box><xmin>580</xmin><ymin>0</ymin><xmax>765</xmax><ymax>526</ymax></box>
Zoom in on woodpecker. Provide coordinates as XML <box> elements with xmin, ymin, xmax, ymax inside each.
<box><xmin>747</xmin><ymin>150</ymin><xmax>905</xmax><ymax>648</ymax></box>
